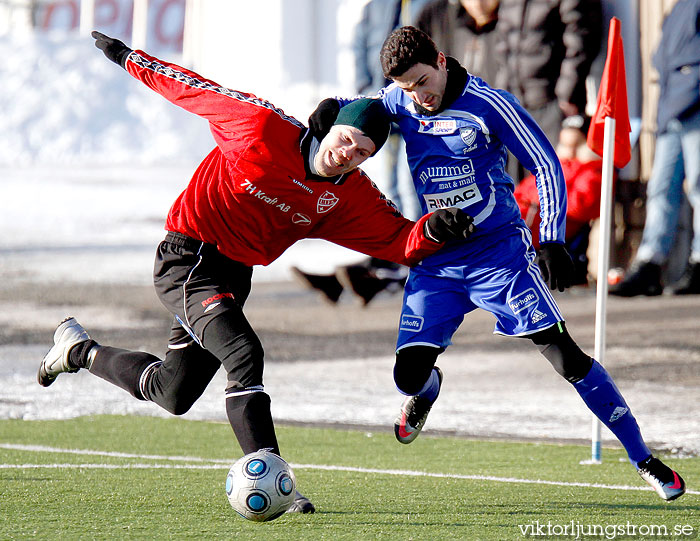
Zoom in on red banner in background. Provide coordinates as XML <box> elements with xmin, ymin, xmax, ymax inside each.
<box><xmin>37</xmin><ymin>0</ymin><xmax>185</xmax><ymax>53</ymax></box>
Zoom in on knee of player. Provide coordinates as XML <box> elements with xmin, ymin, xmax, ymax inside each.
<box><xmin>528</xmin><ymin>323</ymin><xmax>593</xmax><ymax>383</ymax></box>
<box><xmin>394</xmin><ymin>345</ymin><xmax>442</xmax><ymax>395</ymax></box>
<box><xmin>225</xmin><ymin>356</ymin><xmax>265</xmax><ymax>390</ymax></box>
<box><xmin>161</xmin><ymin>393</ymin><xmax>197</xmax><ymax>416</ymax></box>
<box><xmin>203</xmin><ymin>315</ymin><xmax>265</xmax><ymax>370</ymax></box>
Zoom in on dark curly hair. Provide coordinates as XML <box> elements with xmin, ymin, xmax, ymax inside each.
<box><xmin>380</xmin><ymin>26</ymin><xmax>439</xmax><ymax>79</ymax></box>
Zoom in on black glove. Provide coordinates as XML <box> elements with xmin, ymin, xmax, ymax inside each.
<box><xmin>538</xmin><ymin>242</ymin><xmax>574</xmax><ymax>292</ymax></box>
<box><xmin>425</xmin><ymin>208</ymin><xmax>475</xmax><ymax>243</ymax></box>
<box><xmin>91</xmin><ymin>31</ymin><xmax>132</xmax><ymax>68</ymax></box>
<box><xmin>308</xmin><ymin>98</ymin><xmax>341</xmax><ymax>139</ymax></box>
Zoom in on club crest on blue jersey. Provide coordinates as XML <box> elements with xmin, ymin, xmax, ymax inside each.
<box><xmin>459</xmin><ymin>127</ymin><xmax>477</xmax><ymax>147</ymax></box>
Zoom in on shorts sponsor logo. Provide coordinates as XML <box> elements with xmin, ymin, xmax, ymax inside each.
<box><xmin>204</xmin><ymin>302</ymin><xmax>220</xmax><ymax>313</ymax></box>
<box><xmin>400</xmin><ymin>314</ymin><xmax>424</xmax><ymax>332</ymax></box>
<box><xmin>317</xmin><ymin>191</ymin><xmax>339</xmax><ymax>213</ymax></box>
<box><xmin>292</xmin><ymin>213</ymin><xmax>311</xmax><ymax>225</ymax></box>
<box><xmin>531</xmin><ymin>310</ymin><xmax>547</xmax><ymax>324</ymax></box>
<box><xmin>201</xmin><ymin>292</ymin><xmax>235</xmax><ymax>308</ymax></box>
<box><xmin>508</xmin><ymin>288</ymin><xmax>539</xmax><ymax>314</ymax></box>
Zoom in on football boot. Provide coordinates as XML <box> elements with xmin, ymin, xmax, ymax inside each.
<box><xmin>637</xmin><ymin>455</ymin><xmax>686</xmax><ymax>501</ymax></box>
<box><xmin>37</xmin><ymin>317</ymin><xmax>90</xmax><ymax>387</ymax></box>
<box><xmin>286</xmin><ymin>490</ymin><xmax>316</xmax><ymax>514</ymax></box>
<box><xmin>394</xmin><ymin>367</ymin><xmax>443</xmax><ymax>444</ymax></box>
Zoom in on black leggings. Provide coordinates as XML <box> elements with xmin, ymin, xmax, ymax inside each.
<box><xmin>392</xmin><ymin>322</ymin><xmax>592</xmax><ymax>394</ymax></box>
<box><xmin>84</xmin><ymin>232</ymin><xmax>279</xmax><ymax>454</ymax></box>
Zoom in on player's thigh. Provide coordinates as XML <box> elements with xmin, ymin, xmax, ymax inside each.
<box><xmin>471</xmin><ymin>240</ymin><xmax>563</xmax><ymax>336</ymax></box>
<box><xmin>396</xmin><ymin>270</ymin><xmax>473</xmax><ymax>351</ymax></box>
<box><xmin>154</xmin><ymin>238</ymin><xmax>253</xmax><ymax>343</ymax></box>
<box><xmin>166</xmin><ymin>294</ymin><xmax>264</xmax><ymax>390</ymax></box>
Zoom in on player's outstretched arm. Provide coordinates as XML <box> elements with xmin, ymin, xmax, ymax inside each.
<box><xmin>91</xmin><ymin>31</ymin><xmax>132</xmax><ymax>68</ymax></box>
<box><xmin>89</xmin><ymin>31</ymin><xmax>298</xmax><ymax>141</ymax></box>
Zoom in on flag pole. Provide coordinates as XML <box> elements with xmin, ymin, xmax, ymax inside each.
<box><xmin>588</xmin><ymin>116</ymin><xmax>616</xmax><ymax>463</ymax></box>
<box><xmin>583</xmin><ymin>16</ymin><xmax>630</xmax><ymax>465</ymax></box>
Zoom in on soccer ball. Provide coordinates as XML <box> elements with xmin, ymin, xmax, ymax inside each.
<box><xmin>225</xmin><ymin>449</ymin><xmax>297</xmax><ymax>522</ymax></box>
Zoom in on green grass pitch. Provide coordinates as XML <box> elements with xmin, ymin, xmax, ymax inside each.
<box><xmin>1</xmin><ymin>415</ymin><xmax>698</xmax><ymax>540</ymax></box>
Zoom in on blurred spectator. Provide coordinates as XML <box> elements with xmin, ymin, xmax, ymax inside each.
<box><xmin>515</xmin><ymin>115</ymin><xmax>604</xmax><ymax>285</ymax></box>
<box><xmin>611</xmin><ymin>0</ymin><xmax>700</xmax><ymax>297</ymax></box>
<box><xmin>353</xmin><ymin>0</ymin><xmax>429</xmax><ymax>218</ymax></box>
<box><xmin>494</xmin><ymin>0</ymin><xmax>602</xmax><ymax>181</ymax></box>
<box><xmin>416</xmin><ymin>0</ymin><xmax>500</xmax><ymax>83</ymax></box>
<box><xmin>291</xmin><ymin>258</ymin><xmax>407</xmax><ymax>306</ymax></box>
<box><xmin>294</xmin><ymin>0</ymin><xmax>430</xmax><ymax>306</ymax></box>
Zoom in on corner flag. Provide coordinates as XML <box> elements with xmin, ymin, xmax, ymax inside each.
<box><xmin>587</xmin><ymin>17</ymin><xmax>631</xmax><ymax>169</ymax></box>
<box><xmin>581</xmin><ymin>17</ymin><xmax>631</xmax><ymax>465</ymax></box>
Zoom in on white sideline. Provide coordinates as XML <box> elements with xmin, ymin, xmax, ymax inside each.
<box><xmin>1</xmin><ymin>443</ymin><xmax>697</xmax><ymax>496</ymax></box>
<box><xmin>0</xmin><ymin>442</ymin><xmax>231</xmax><ymax>463</ymax></box>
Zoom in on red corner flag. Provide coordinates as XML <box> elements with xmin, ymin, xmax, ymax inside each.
<box><xmin>587</xmin><ymin>17</ymin><xmax>631</xmax><ymax>168</ymax></box>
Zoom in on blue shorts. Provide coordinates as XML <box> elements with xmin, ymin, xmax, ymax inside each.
<box><xmin>396</xmin><ymin>225</ymin><xmax>564</xmax><ymax>351</ymax></box>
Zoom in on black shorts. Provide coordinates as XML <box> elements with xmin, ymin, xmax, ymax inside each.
<box><xmin>153</xmin><ymin>232</ymin><xmax>263</xmax><ymax>388</ymax></box>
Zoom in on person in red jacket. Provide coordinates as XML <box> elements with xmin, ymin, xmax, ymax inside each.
<box><xmin>36</xmin><ymin>32</ymin><xmax>475</xmax><ymax>513</ymax></box>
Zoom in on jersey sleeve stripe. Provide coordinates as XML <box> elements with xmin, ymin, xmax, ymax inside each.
<box><xmin>466</xmin><ymin>79</ymin><xmax>564</xmax><ymax>242</ymax></box>
<box><xmin>128</xmin><ymin>52</ymin><xmax>304</xmax><ymax>129</ymax></box>
<box><xmin>516</xmin><ymin>225</ymin><xmax>565</xmax><ymax>321</ymax></box>
<box><xmin>467</xmin><ymin>80</ymin><xmax>561</xmax><ymax>239</ymax></box>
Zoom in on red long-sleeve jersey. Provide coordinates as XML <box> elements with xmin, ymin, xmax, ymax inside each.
<box><xmin>124</xmin><ymin>51</ymin><xmax>442</xmax><ymax>267</ymax></box>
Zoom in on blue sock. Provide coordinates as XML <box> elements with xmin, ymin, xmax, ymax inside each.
<box><xmin>417</xmin><ymin>368</ymin><xmax>440</xmax><ymax>402</ymax></box>
<box><xmin>572</xmin><ymin>360</ymin><xmax>651</xmax><ymax>466</ymax></box>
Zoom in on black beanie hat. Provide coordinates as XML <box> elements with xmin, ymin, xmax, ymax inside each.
<box><xmin>333</xmin><ymin>98</ymin><xmax>390</xmax><ymax>155</ymax></box>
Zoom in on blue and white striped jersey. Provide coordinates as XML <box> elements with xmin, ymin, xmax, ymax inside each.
<box><xmin>343</xmin><ymin>73</ymin><xmax>567</xmax><ymax>253</ymax></box>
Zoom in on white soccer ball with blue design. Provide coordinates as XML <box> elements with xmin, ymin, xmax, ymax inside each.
<box><xmin>225</xmin><ymin>449</ymin><xmax>297</xmax><ymax>522</ymax></box>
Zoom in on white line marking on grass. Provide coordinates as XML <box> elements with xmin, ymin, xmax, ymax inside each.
<box><xmin>292</xmin><ymin>463</ymin><xmax>700</xmax><ymax>495</ymax></box>
<box><xmin>2</xmin><ymin>443</ymin><xmax>697</xmax><ymax>496</ymax></box>
<box><xmin>0</xmin><ymin>443</ymin><xmax>231</xmax><ymax>463</ymax></box>
<box><xmin>0</xmin><ymin>463</ymin><xmax>222</xmax><ymax>469</ymax></box>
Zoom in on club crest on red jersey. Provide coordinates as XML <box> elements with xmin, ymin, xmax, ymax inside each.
<box><xmin>317</xmin><ymin>191</ymin><xmax>339</xmax><ymax>213</ymax></box>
